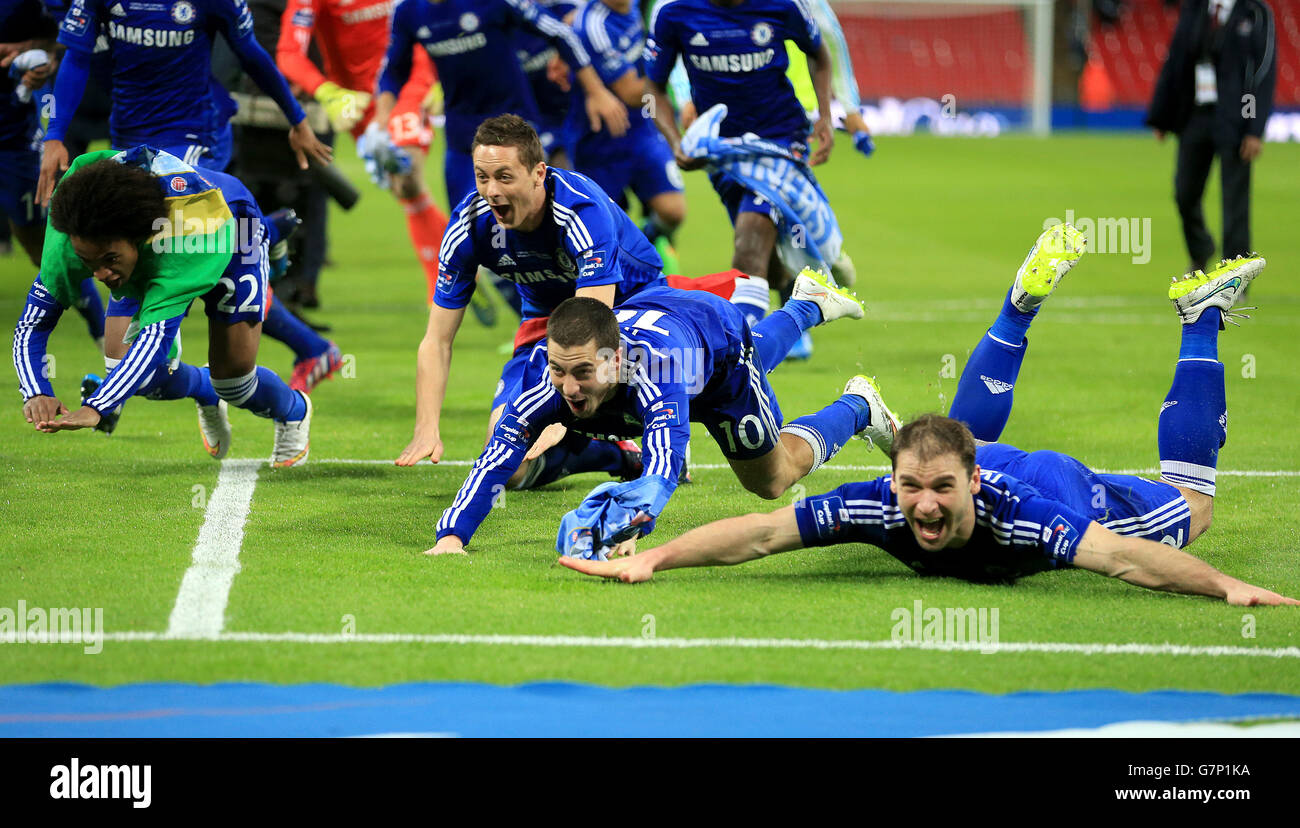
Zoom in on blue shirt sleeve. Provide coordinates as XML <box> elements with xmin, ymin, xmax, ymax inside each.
<box><xmin>377</xmin><ymin>0</ymin><xmax>415</xmax><ymax>98</ymax></box>
<box><xmin>83</xmin><ymin>315</ymin><xmax>184</xmax><ymax>414</ymax></box>
<box><xmin>644</xmin><ymin>0</ymin><xmax>679</xmax><ymax>87</ymax></box>
<box><xmin>794</xmin><ymin>479</ymin><xmax>894</xmax><ymax>549</ymax></box>
<box><xmin>44</xmin><ymin>40</ymin><xmax>89</xmax><ymax>141</ymax></box>
<box><xmin>579</xmin><ymin>7</ymin><xmax>634</xmax><ymax>85</ymax></box>
<box><xmin>432</xmin><ymin>195</ymin><xmax>484</xmax><ymax>310</ymax></box>
<box><xmin>55</xmin><ymin>0</ymin><xmax>99</xmax><ymax>53</ymax></box>
<box><xmin>436</xmin><ymin>346</ymin><xmax>564</xmax><ymax>544</ymax></box>
<box><xmin>13</xmin><ymin>278</ymin><xmax>65</xmax><ymax>401</ymax></box>
<box><xmin>623</xmin><ymin>342</ymin><xmax>692</xmax><ymax>513</ymax></box>
<box><xmin>786</xmin><ymin>0</ymin><xmax>822</xmax><ymax>55</ymax></box>
<box><xmin>502</xmin><ymin>0</ymin><xmax>591</xmax><ymax>69</ymax></box>
<box><xmin>215</xmin><ymin>0</ymin><xmax>307</xmax><ymax>125</ymax></box>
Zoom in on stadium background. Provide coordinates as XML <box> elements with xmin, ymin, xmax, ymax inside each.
<box><xmin>0</xmin><ymin>0</ymin><xmax>1297</xmax><ymax>737</ymax></box>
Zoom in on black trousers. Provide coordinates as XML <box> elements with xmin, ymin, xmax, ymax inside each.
<box><xmin>1174</xmin><ymin>106</ymin><xmax>1253</xmax><ymax>270</ymax></box>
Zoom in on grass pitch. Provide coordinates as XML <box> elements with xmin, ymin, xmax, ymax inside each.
<box><xmin>1</xmin><ymin>132</ymin><xmax>1298</xmax><ymax>695</ymax></box>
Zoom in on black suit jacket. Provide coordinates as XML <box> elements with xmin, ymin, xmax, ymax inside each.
<box><xmin>1146</xmin><ymin>0</ymin><xmax>1277</xmax><ymax>145</ymax></box>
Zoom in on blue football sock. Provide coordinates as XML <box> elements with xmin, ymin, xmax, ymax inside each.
<box><xmin>135</xmin><ymin>362</ymin><xmax>219</xmax><ymax>406</ymax></box>
<box><xmin>987</xmin><ymin>287</ymin><xmax>1037</xmax><ymax>346</ymax></box>
<box><xmin>1178</xmin><ymin>308</ymin><xmax>1222</xmax><ymax>360</ymax></box>
<box><xmin>1158</xmin><ymin>358</ymin><xmax>1225</xmax><ymax>496</ymax></box>
<box><xmin>780</xmin><ymin>395</ymin><xmax>866</xmax><ymax>472</ymax></box>
<box><xmin>211</xmin><ymin>367</ymin><xmax>306</xmax><ymax>421</ymax></box>
<box><xmin>518</xmin><ymin>437</ymin><xmax>625</xmax><ymax>489</ymax></box>
<box><xmin>947</xmin><ymin>332</ymin><xmax>1029</xmax><ymax>443</ymax></box>
<box><xmin>730</xmin><ymin>275</ymin><xmax>770</xmax><ymax>328</ymax></box>
<box><xmin>262</xmin><ymin>299</ymin><xmax>330</xmax><ymax>361</ymax></box>
<box><xmin>74</xmin><ymin>278</ymin><xmax>105</xmax><ymax>340</ymax></box>
<box><xmin>752</xmin><ymin>309</ymin><xmax>805</xmax><ymax>371</ymax></box>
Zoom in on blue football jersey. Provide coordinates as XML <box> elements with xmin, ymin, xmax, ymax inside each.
<box><xmin>645</xmin><ymin>0</ymin><xmax>819</xmax><ymax>144</ymax></box>
<box><xmin>435</xmin><ymin>165</ymin><xmax>664</xmax><ymax>319</ymax></box>
<box><xmin>437</xmin><ymin>286</ymin><xmax>752</xmax><ymax>544</ymax></box>
<box><xmin>513</xmin><ymin>0</ymin><xmax>577</xmax><ymax>127</ymax></box>
<box><xmin>55</xmin><ymin>0</ymin><xmax>258</xmax><ymax>146</ymax></box>
<box><xmin>380</xmin><ymin>0</ymin><xmax>589</xmax><ymax>154</ymax></box>
<box><xmin>793</xmin><ymin>442</ymin><xmax>1193</xmax><ymax>582</ymax></box>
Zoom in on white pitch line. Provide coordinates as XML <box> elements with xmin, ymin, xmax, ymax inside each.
<box><xmin>7</xmin><ymin>631</ymin><xmax>1298</xmax><ymax>659</ymax></box>
<box><xmin>164</xmin><ymin>459</ymin><xmax>261</xmax><ymax>639</ymax></box>
<box><xmin>311</xmin><ymin>458</ymin><xmax>1300</xmax><ymax>477</ymax></box>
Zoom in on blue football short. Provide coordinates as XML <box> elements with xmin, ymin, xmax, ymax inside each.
<box><xmin>695</xmin><ymin>342</ymin><xmax>785</xmax><ymax>461</ymax></box>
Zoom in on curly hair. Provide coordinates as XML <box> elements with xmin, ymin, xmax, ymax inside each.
<box><xmin>49</xmin><ymin>159</ymin><xmax>167</xmax><ymax>243</ymax></box>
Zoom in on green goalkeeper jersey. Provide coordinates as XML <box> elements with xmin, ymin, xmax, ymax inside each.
<box><xmin>37</xmin><ymin>148</ymin><xmax>238</xmax><ymax>334</ymax></box>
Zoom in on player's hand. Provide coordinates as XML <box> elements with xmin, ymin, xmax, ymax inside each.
<box><xmin>37</xmin><ymin>139</ymin><xmax>69</xmax><ymax>206</ymax></box>
<box><xmin>287</xmin><ymin>119</ymin><xmax>333</xmax><ymax>170</ymax></box>
<box><xmin>524</xmin><ymin>422</ymin><xmax>568</xmax><ymax>462</ymax></box>
<box><xmin>35</xmin><ymin>404</ymin><xmax>100</xmax><ymax>433</ymax></box>
<box><xmin>424</xmin><ymin>536</ymin><xmax>467</xmax><ymax>556</ymax></box>
<box><xmin>678</xmin><ymin>100</ymin><xmax>697</xmax><ymax>131</ymax></box>
<box><xmin>546</xmin><ymin>55</ymin><xmax>571</xmax><ymax>93</ymax></box>
<box><xmin>1224</xmin><ymin>583</ymin><xmax>1300</xmax><ymax>607</ymax></box>
<box><xmin>314</xmin><ymin>81</ymin><xmax>371</xmax><ymax>133</ymax></box>
<box><xmin>395</xmin><ymin>428</ymin><xmax>443</xmax><ymax>466</ymax></box>
<box><xmin>586</xmin><ymin>86</ymin><xmax>629</xmax><ymax>138</ymax></box>
<box><xmin>1240</xmin><ymin>135</ymin><xmax>1262</xmax><ymax>162</ymax></box>
<box><xmin>1153</xmin><ymin>128</ymin><xmax>1166</xmax><ymax>142</ymax></box>
<box><xmin>20</xmin><ymin>61</ymin><xmax>52</xmax><ymax>89</ymax></box>
<box><xmin>557</xmin><ymin>552</ymin><xmax>655</xmax><ymax>583</ymax></box>
<box><xmin>810</xmin><ymin>116</ymin><xmax>833</xmax><ymax>166</ymax></box>
<box><xmin>0</xmin><ymin>41</ymin><xmax>31</xmax><ymax>67</ymax></box>
<box><xmin>23</xmin><ymin>395</ymin><xmax>67</xmax><ymax>428</ymax></box>
<box><xmin>673</xmin><ymin>147</ymin><xmax>707</xmax><ymax>172</ymax></box>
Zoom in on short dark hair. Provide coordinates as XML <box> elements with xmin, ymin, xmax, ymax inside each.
<box><xmin>548</xmin><ymin>297</ymin><xmax>620</xmax><ymax>353</ymax></box>
<box><xmin>891</xmin><ymin>413</ymin><xmax>977</xmax><ymax>476</ymax></box>
<box><xmin>472</xmin><ymin>114</ymin><xmax>545</xmax><ymax>170</ymax></box>
<box><xmin>49</xmin><ymin>159</ymin><xmax>167</xmax><ymax>244</ymax></box>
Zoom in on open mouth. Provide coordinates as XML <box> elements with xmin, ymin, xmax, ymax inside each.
<box><xmin>915</xmin><ymin>518</ymin><xmax>944</xmax><ymax>543</ymax></box>
<box><xmin>489</xmin><ymin>202</ymin><xmax>513</xmax><ymax>224</ymax></box>
<box><xmin>565</xmin><ymin>397</ymin><xmax>588</xmax><ymax>415</ymax></box>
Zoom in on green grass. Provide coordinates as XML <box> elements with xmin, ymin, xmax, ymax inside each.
<box><xmin>1</xmin><ymin>132</ymin><xmax>1298</xmax><ymax>693</ymax></box>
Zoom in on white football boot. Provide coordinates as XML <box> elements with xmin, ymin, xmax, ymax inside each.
<box><xmin>197</xmin><ymin>399</ymin><xmax>231</xmax><ymax>460</ymax></box>
<box><xmin>1169</xmin><ymin>255</ymin><xmax>1264</xmax><ymax>327</ymax></box>
<box><xmin>790</xmin><ymin>268</ymin><xmax>865</xmax><ymax>325</ymax></box>
<box><xmin>271</xmin><ymin>391</ymin><xmax>312</xmax><ymax>468</ymax></box>
<box><xmin>844</xmin><ymin>375</ymin><xmax>902</xmax><ymax>456</ymax></box>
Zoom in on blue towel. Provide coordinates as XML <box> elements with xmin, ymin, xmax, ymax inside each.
<box><xmin>555</xmin><ymin>478</ymin><xmax>672</xmax><ymax>559</ymax></box>
<box><xmin>679</xmin><ymin>104</ymin><xmax>844</xmax><ymax>275</ymax></box>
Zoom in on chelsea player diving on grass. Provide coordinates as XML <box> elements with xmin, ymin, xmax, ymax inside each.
<box><xmin>426</xmin><ymin>274</ymin><xmax>890</xmax><ymax>557</ymax></box>
<box><xmin>395</xmin><ymin>114</ymin><xmax>768</xmax><ymax>480</ymax></box>
<box><xmin>559</xmin><ymin>227</ymin><xmax>1298</xmax><ymax>607</ymax></box>
<box><xmin>13</xmin><ymin>147</ymin><xmax>314</xmax><ymax>467</ymax></box>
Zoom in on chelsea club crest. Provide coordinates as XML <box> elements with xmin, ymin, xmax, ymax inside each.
<box><xmin>171</xmin><ymin>0</ymin><xmax>195</xmax><ymax>24</ymax></box>
<box><xmin>751</xmin><ymin>22</ymin><xmax>773</xmax><ymax>46</ymax></box>
<box><xmin>460</xmin><ymin>12</ymin><xmax>479</xmax><ymax>31</ymax></box>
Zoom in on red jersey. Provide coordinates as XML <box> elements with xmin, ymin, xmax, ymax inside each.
<box><xmin>276</xmin><ymin>0</ymin><xmax>434</xmax><ymax>105</ymax></box>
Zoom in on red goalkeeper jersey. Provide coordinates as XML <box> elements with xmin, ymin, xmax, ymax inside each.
<box><xmin>276</xmin><ymin>0</ymin><xmax>434</xmax><ymax>110</ymax></box>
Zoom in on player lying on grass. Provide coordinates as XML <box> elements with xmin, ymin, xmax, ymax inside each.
<box><xmin>560</xmin><ymin>229</ymin><xmax>1297</xmax><ymax>606</ymax></box>
<box><xmin>426</xmin><ymin>277</ymin><xmax>892</xmax><ymax>556</ymax></box>
<box><xmin>13</xmin><ymin>148</ymin><xmax>314</xmax><ymax>467</ymax></box>
<box><xmin>396</xmin><ymin>114</ymin><xmax>769</xmax><ymax>480</ymax></box>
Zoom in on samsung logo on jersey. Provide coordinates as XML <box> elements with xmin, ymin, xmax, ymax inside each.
<box><xmin>340</xmin><ymin>0</ymin><xmax>394</xmax><ymax>25</ymax></box>
<box><xmin>688</xmin><ymin>48</ymin><xmax>775</xmax><ymax>73</ymax></box>
<box><xmin>504</xmin><ymin>269</ymin><xmax>575</xmax><ymax>284</ymax></box>
<box><xmin>109</xmin><ymin>21</ymin><xmax>195</xmax><ymax>46</ymax></box>
<box><xmin>425</xmin><ymin>32</ymin><xmax>487</xmax><ymax>56</ymax></box>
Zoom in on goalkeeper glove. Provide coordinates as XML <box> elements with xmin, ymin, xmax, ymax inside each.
<box><xmin>314</xmin><ymin>81</ymin><xmax>371</xmax><ymax>133</ymax></box>
<box><xmin>853</xmin><ymin>130</ymin><xmax>875</xmax><ymax>158</ymax></box>
<box><xmin>358</xmin><ymin>122</ymin><xmax>412</xmax><ymax>188</ymax></box>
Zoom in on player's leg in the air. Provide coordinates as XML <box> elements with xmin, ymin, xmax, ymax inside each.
<box><xmin>1159</xmin><ymin>254</ymin><xmax>1264</xmax><ymax>542</ymax></box>
<box><xmin>948</xmin><ymin>223</ymin><xmax>1087</xmax><ymax>441</ymax></box>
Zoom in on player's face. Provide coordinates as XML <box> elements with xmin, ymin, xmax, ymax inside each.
<box><xmin>473</xmin><ymin>145</ymin><xmax>547</xmax><ymax>232</ymax></box>
<box><xmin>70</xmin><ymin>237</ymin><xmax>139</xmax><ymax>291</ymax></box>
<box><xmin>548</xmin><ymin>339</ymin><xmax>621</xmax><ymax>418</ymax></box>
<box><xmin>890</xmin><ymin>450</ymin><xmax>981</xmax><ymax>551</ymax></box>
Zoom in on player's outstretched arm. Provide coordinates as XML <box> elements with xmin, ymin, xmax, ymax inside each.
<box><xmin>396</xmin><ymin>303</ymin><xmax>467</xmax><ymax>465</ymax></box>
<box><xmin>1072</xmin><ymin>523</ymin><xmax>1300</xmax><ymax>606</ymax></box>
<box><xmin>559</xmin><ymin>505</ymin><xmax>806</xmax><ymax>582</ymax></box>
